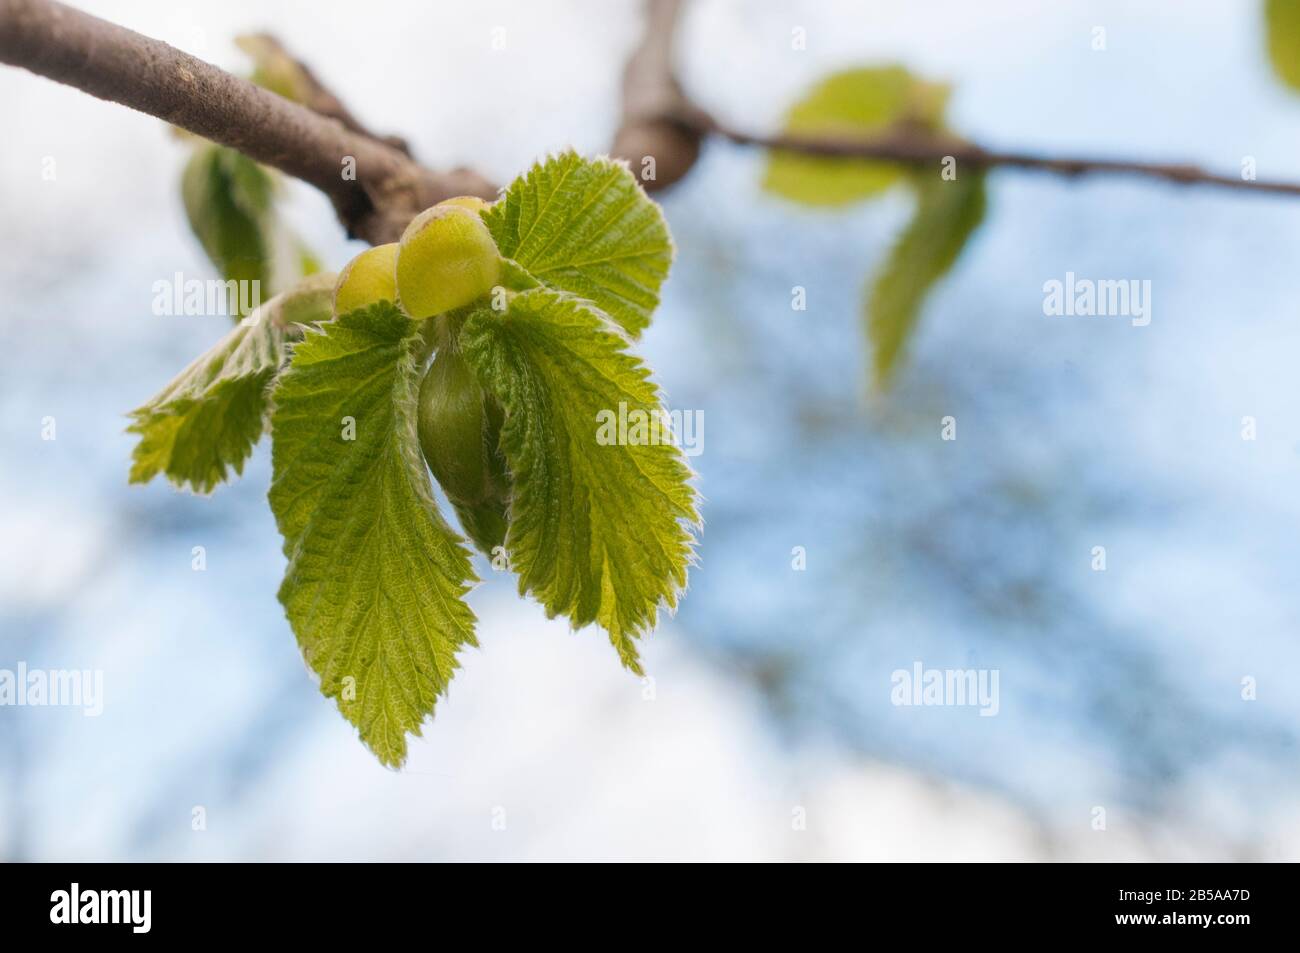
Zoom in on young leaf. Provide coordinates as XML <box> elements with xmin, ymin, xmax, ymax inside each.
<box><xmin>867</xmin><ymin>172</ymin><xmax>986</xmax><ymax>386</ymax></box>
<box><xmin>182</xmin><ymin>144</ymin><xmax>276</xmax><ymax>291</ymax></box>
<box><xmin>269</xmin><ymin>301</ymin><xmax>477</xmax><ymax>768</ymax></box>
<box><xmin>1266</xmin><ymin>0</ymin><xmax>1300</xmax><ymax>91</ymax></box>
<box><xmin>482</xmin><ymin>150</ymin><xmax>673</xmax><ymax>338</ymax></box>
<box><xmin>459</xmin><ymin>288</ymin><xmax>699</xmax><ymax>672</ymax></box>
<box><xmin>763</xmin><ymin>66</ymin><xmax>948</xmax><ymax>207</ymax></box>
<box><xmin>180</xmin><ymin>143</ymin><xmax>320</xmax><ymax>306</ymax></box>
<box><xmin>128</xmin><ymin>272</ymin><xmax>335</xmax><ymax>493</ymax></box>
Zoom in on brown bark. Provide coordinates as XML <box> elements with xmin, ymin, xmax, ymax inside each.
<box><xmin>0</xmin><ymin>0</ymin><xmax>494</xmax><ymax>244</ymax></box>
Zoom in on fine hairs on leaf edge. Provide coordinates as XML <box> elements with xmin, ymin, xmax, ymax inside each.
<box><xmin>126</xmin><ymin>275</ymin><xmax>333</xmax><ymax>497</ymax></box>
<box><xmin>482</xmin><ymin>148</ymin><xmax>678</xmax><ymax>341</ymax></box>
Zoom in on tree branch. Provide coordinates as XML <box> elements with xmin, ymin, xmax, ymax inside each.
<box><xmin>0</xmin><ymin>0</ymin><xmax>494</xmax><ymax>244</ymax></box>
<box><xmin>235</xmin><ymin>32</ymin><xmax>414</xmax><ymax>157</ymax></box>
<box><xmin>617</xmin><ymin>0</ymin><xmax>1300</xmax><ymax>199</ymax></box>
<box><xmin>610</xmin><ymin>0</ymin><xmax>707</xmax><ymax>190</ymax></box>
<box><xmin>2</xmin><ymin>0</ymin><xmax>1297</xmax><ymax>267</ymax></box>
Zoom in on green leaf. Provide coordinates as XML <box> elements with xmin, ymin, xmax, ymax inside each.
<box><xmin>483</xmin><ymin>150</ymin><xmax>673</xmax><ymax>338</ymax></box>
<box><xmin>763</xmin><ymin>66</ymin><xmax>948</xmax><ymax>207</ymax></box>
<box><xmin>128</xmin><ymin>272</ymin><xmax>335</xmax><ymax>494</ymax></box>
<box><xmin>181</xmin><ymin>143</ymin><xmax>320</xmax><ymax>307</ymax></box>
<box><xmin>867</xmin><ymin>171</ymin><xmax>986</xmax><ymax>386</ymax></box>
<box><xmin>182</xmin><ymin>144</ymin><xmax>275</xmax><ymax>291</ymax></box>
<box><xmin>269</xmin><ymin>301</ymin><xmax>478</xmax><ymax>768</ymax></box>
<box><xmin>459</xmin><ymin>288</ymin><xmax>698</xmax><ymax>672</ymax></box>
<box><xmin>1267</xmin><ymin>0</ymin><xmax>1300</xmax><ymax>91</ymax></box>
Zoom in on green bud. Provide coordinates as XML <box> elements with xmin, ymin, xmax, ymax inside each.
<box><xmin>417</xmin><ymin>345</ymin><xmax>510</xmax><ymax>553</ymax></box>
<box><xmin>451</xmin><ymin>497</ymin><xmax>509</xmax><ymax>557</ymax></box>
<box><xmin>396</xmin><ymin>200</ymin><xmax>501</xmax><ymax>318</ymax></box>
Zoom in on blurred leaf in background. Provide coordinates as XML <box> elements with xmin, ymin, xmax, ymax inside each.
<box><xmin>1265</xmin><ymin>0</ymin><xmax>1300</xmax><ymax>90</ymax></box>
<box><xmin>762</xmin><ymin>65</ymin><xmax>947</xmax><ymax>207</ymax></box>
<box><xmin>763</xmin><ymin>66</ymin><xmax>985</xmax><ymax>386</ymax></box>
<box><xmin>181</xmin><ymin>145</ymin><xmax>274</xmax><ymax>288</ymax></box>
<box><xmin>868</xmin><ymin>170</ymin><xmax>986</xmax><ymax>386</ymax></box>
<box><xmin>175</xmin><ymin>36</ymin><xmax>321</xmax><ymax>317</ymax></box>
<box><xmin>235</xmin><ymin>33</ymin><xmax>314</xmax><ymax>103</ymax></box>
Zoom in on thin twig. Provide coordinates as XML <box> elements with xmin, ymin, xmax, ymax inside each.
<box><xmin>622</xmin><ymin>0</ymin><xmax>1300</xmax><ymax>199</ymax></box>
<box><xmin>704</xmin><ymin>120</ymin><xmax>1300</xmax><ymax>197</ymax></box>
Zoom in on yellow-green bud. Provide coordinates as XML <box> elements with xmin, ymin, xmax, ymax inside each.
<box><xmin>396</xmin><ymin>202</ymin><xmax>501</xmax><ymax>318</ymax></box>
<box><xmin>333</xmin><ymin>242</ymin><xmax>399</xmax><ymax>314</ymax></box>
